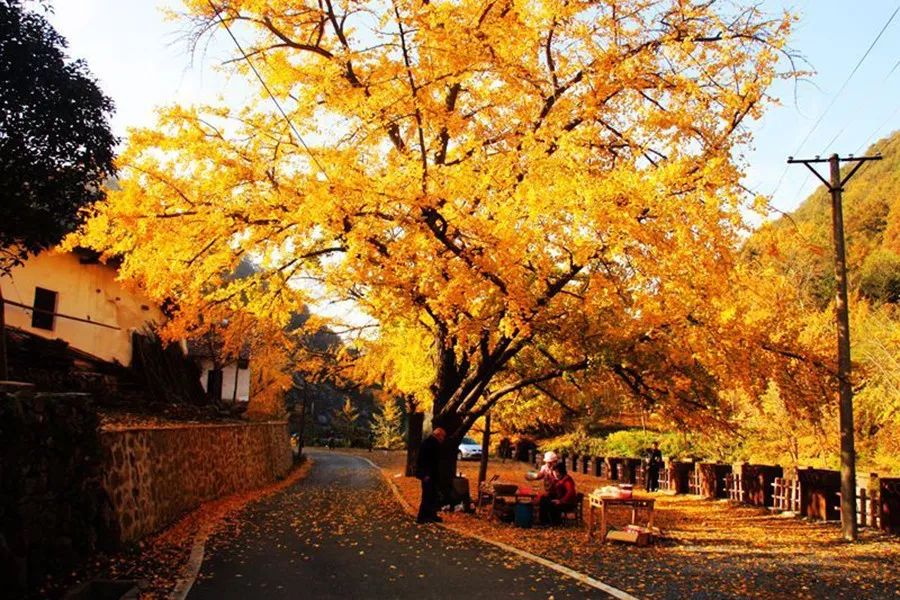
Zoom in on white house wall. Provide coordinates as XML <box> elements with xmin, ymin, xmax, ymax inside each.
<box><xmin>198</xmin><ymin>358</ymin><xmax>251</xmax><ymax>402</ymax></box>
<box><xmin>1</xmin><ymin>251</ymin><xmax>164</xmax><ymax>365</ymax></box>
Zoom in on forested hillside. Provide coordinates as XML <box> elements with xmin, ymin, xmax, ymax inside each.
<box><xmin>743</xmin><ymin>130</ymin><xmax>900</xmax><ymax>471</ymax></box>
<box><xmin>747</xmin><ymin>131</ymin><xmax>900</xmax><ymax>305</ymax></box>
<box><xmin>539</xmin><ymin>133</ymin><xmax>900</xmax><ymax>471</ymax></box>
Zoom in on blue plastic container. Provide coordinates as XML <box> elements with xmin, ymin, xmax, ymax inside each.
<box><xmin>514</xmin><ymin>500</ymin><xmax>533</xmax><ymax>528</ymax></box>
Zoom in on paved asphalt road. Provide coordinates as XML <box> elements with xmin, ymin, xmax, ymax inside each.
<box><xmin>188</xmin><ymin>450</ymin><xmax>602</xmax><ymax>599</ymax></box>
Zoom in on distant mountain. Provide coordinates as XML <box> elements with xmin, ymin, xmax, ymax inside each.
<box><xmin>745</xmin><ymin>130</ymin><xmax>900</xmax><ymax>305</ymax></box>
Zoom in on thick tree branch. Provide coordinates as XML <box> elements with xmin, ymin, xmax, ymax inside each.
<box><xmin>534</xmin><ymin>383</ymin><xmax>579</xmax><ymax>414</ymax></box>
<box><xmin>487</xmin><ymin>359</ymin><xmax>588</xmax><ymax>404</ymax></box>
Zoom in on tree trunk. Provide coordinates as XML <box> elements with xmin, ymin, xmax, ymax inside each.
<box><xmin>295</xmin><ymin>395</ymin><xmax>309</xmax><ymax>457</ymax></box>
<box><xmin>405</xmin><ymin>411</ymin><xmax>424</xmax><ymax>477</ymax></box>
<box><xmin>432</xmin><ymin>411</ymin><xmax>464</xmax><ymax>503</ymax></box>
<box><xmin>0</xmin><ymin>285</ymin><xmax>8</xmax><ymax>381</ymax></box>
<box><xmin>437</xmin><ymin>435</ymin><xmax>460</xmax><ymax>507</ymax></box>
<box><xmin>207</xmin><ymin>368</ymin><xmax>224</xmax><ymax>404</ymax></box>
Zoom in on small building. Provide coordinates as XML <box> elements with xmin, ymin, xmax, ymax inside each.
<box><xmin>0</xmin><ymin>249</ymin><xmax>164</xmax><ymax>365</ymax></box>
<box><xmin>2</xmin><ymin>249</ymin><xmax>254</xmax><ymax>405</ymax></box>
<box><xmin>187</xmin><ymin>338</ymin><xmax>251</xmax><ymax>403</ymax></box>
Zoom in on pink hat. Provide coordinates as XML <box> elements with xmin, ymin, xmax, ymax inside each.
<box><xmin>543</xmin><ymin>451</ymin><xmax>559</xmax><ymax>463</ymax></box>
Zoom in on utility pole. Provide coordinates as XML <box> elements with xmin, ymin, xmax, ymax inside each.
<box><xmin>787</xmin><ymin>152</ymin><xmax>881</xmax><ymax>542</ymax></box>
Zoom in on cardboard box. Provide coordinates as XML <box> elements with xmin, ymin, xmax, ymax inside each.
<box><xmin>605</xmin><ymin>529</ymin><xmax>651</xmax><ymax>547</ymax></box>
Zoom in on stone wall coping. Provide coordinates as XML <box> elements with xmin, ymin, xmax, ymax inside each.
<box><xmin>100</xmin><ymin>420</ymin><xmax>288</xmax><ymax>433</ymax></box>
<box><xmin>0</xmin><ymin>381</ymin><xmax>37</xmax><ymax>392</ymax></box>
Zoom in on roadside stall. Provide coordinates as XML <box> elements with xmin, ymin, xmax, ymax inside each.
<box><xmin>586</xmin><ymin>485</ymin><xmax>657</xmax><ymax>546</ymax></box>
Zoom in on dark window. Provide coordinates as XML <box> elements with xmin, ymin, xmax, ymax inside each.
<box><xmin>206</xmin><ymin>369</ymin><xmax>224</xmax><ymax>401</ymax></box>
<box><xmin>31</xmin><ymin>287</ymin><xmax>57</xmax><ymax>330</ymax></box>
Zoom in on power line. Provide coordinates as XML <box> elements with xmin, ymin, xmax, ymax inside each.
<box><xmin>856</xmin><ymin>102</ymin><xmax>900</xmax><ymax>154</ymax></box>
<box><xmin>844</xmin><ymin>105</ymin><xmax>898</xmax><ymax>183</ymax></box>
<box><xmin>822</xmin><ymin>10</ymin><xmax>900</xmax><ymax>155</ymax></box>
<box><xmin>791</xmin><ymin>4</ymin><xmax>899</xmax><ymax>156</ymax></box>
<box><xmin>207</xmin><ymin>1</ymin><xmax>330</xmax><ymax>180</ymax></box>
<box><xmin>785</xmin><ymin>152</ymin><xmax>882</xmax><ymax>543</ymax></box>
<box><xmin>797</xmin><ymin>128</ymin><xmax>844</xmax><ymax>193</ymax></box>
<box><xmin>769</xmin><ymin>4</ymin><xmax>900</xmax><ymax>198</ymax></box>
<box><xmin>821</xmin><ymin>126</ymin><xmax>845</xmax><ymax>154</ymax></box>
<box><xmin>886</xmin><ymin>56</ymin><xmax>900</xmax><ymax>80</ymax></box>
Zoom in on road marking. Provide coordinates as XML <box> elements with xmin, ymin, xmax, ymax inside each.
<box><xmin>359</xmin><ymin>456</ymin><xmax>640</xmax><ymax>600</ymax></box>
<box><xmin>172</xmin><ymin>538</ymin><xmax>206</xmax><ymax>600</ymax></box>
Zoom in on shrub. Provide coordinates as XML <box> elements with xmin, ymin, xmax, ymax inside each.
<box><xmin>859</xmin><ymin>248</ymin><xmax>900</xmax><ymax>303</ymax></box>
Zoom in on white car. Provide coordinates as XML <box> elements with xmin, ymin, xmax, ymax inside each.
<box><xmin>457</xmin><ymin>437</ymin><xmax>483</xmax><ymax>460</ymax></box>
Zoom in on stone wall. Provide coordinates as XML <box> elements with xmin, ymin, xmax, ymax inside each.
<box><xmin>1</xmin><ymin>388</ymin><xmax>292</xmax><ymax>595</ymax></box>
<box><xmin>0</xmin><ymin>390</ymin><xmax>116</xmax><ymax>594</ymax></box>
<box><xmin>101</xmin><ymin>421</ymin><xmax>292</xmax><ymax>543</ymax></box>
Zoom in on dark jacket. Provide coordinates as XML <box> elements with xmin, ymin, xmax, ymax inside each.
<box><xmin>647</xmin><ymin>448</ymin><xmax>663</xmax><ymax>470</ymax></box>
<box><xmin>415</xmin><ymin>435</ymin><xmax>441</xmax><ymax>480</ymax></box>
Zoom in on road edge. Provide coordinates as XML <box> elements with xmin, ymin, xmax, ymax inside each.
<box><xmin>171</xmin><ymin>457</ymin><xmax>314</xmax><ymax>600</ymax></box>
<box><xmin>359</xmin><ymin>456</ymin><xmax>640</xmax><ymax>600</ymax></box>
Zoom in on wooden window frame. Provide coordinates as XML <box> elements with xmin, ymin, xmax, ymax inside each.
<box><xmin>31</xmin><ymin>287</ymin><xmax>58</xmax><ymax>331</ymax></box>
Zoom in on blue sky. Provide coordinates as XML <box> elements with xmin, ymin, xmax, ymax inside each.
<box><xmin>48</xmin><ymin>0</ymin><xmax>900</xmax><ymax>217</ymax></box>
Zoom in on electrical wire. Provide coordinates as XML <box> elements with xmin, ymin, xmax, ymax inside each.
<box><xmin>769</xmin><ymin>3</ymin><xmax>900</xmax><ymax>198</ymax></box>
<box><xmin>207</xmin><ymin>1</ymin><xmax>330</xmax><ymax>180</ymax></box>
<box><xmin>887</xmin><ymin>56</ymin><xmax>900</xmax><ymax>80</ymax></box>
<box><xmin>856</xmin><ymin>103</ymin><xmax>900</xmax><ymax>154</ymax></box>
<box><xmin>791</xmin><ymin>4</ymin><xmax>899</xmax><ymax>157</ymax></box>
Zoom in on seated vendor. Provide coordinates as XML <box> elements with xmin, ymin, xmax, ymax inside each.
<box><xmin>527</xmin><ymin>451</ymin><xmax>560</xmax><ymax>492</ymax></box>
<box><xmin>539</xmin><ymin>461</ymin><xmax>577</xmax><ymax>525</ymax></box>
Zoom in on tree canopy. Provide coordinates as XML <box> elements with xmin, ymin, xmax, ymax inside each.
<box><xmin>75</xmin><ymin>0</ymin><xmax>827</xmax><ymax>445</ymax></box>
<box><xmin>0</xmin><ymin>0</ymin><xmax>116</xmax><ymax>273</ymax></box>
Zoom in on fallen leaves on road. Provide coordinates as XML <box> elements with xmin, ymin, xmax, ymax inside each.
<box><xmin>352</xmin><ymin>449</ymin><xmax>900</xmax><ymax>600</ymax></box>
<box><xmin>190</xmin><ymin>453</ymin><xmax>596</xmax><ymax>598</ymax></box>
<box><xmin>40</xmin><ymin>459</ymin><xmax>312</xmax><ymax>599</ymax></box>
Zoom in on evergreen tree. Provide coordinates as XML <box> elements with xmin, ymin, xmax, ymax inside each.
<box><xmin>371</xmin><ymin>396</ymin><xmax>404</xmax><ymax>450</ymax></box>
<box><xmin>0</xmin><ymin>0</ymin><xmax>116</xmax><ymax>273</ymax></box>
<box><xmin>332</xmin><ymin>398</ymin><xmax>360</xmax><ymax>446</ymax></box>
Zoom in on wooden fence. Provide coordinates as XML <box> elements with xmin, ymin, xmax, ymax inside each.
<box><xmin>835</xmin><ymin>487</ymin><xmax>881</xmax><ymax>529</ymax></box>
<box><xmin>771</xmin><ymin>477</ymin><xmax>802</xmax><ymax>513</ymax></box>
<box><xmin>533</xmin><ymin>450</ymin><xmax>895</xmax><ymax>534</ymax></box>
<box><xmin>658</xmin><ymin>466</ymin><xmax>672</xmax><ymax>492</ymax></box>
<box><xmin>689</xmin><ymin>467</ymin><xmax>701</xmax><ymax>495</ymax></box>
<box><xmin>726</xmin><ymin>473</ymin><xmax>744</xmax><ymax>503</ymax></box>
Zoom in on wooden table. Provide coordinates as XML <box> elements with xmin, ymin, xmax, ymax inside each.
<box><xmin>478</xmin><ymin>484</ymin><xmax>539</xmax><ymax>519</ymax></box>
<box><xmin>586</xmin><ymin>495</ymin><xmax>655</xmax><ymax>541</ymax></box>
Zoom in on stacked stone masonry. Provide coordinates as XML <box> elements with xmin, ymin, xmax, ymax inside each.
<box><xmin>101</xmin><ymin>422</ymin><xmax>292</xmax><ymax>543</ymax></box>
<box><xmin>1</xmin><ymin>388</ymin><xmax>292</xmax><ymax>596</ymax></box>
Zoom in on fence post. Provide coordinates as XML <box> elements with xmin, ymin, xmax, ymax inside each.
<box><xmin>859</xmin><ymin>488</ymin><xmax>867</xmax><ymax>527</ymax></box>
<box><xmin>871</xmin><ymin>488</ymin><xmax>879</xmax><ymax>528</ymax></box>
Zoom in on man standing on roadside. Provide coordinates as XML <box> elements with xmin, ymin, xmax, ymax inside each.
<box><xmin>415</xmin><ymin>427</ymin><xmax>446</xmax><ymax>524</ymax></box>
<box><xmin>646</xmin><ymin>441</ymin><xmax>664</xmax><ymax>492</ymax></box>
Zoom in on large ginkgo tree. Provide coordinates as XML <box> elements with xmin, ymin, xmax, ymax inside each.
<box><xmin>76</xmin><ymin>0</ymin><xmax>828</xmax><ymax>483</ymax></box>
